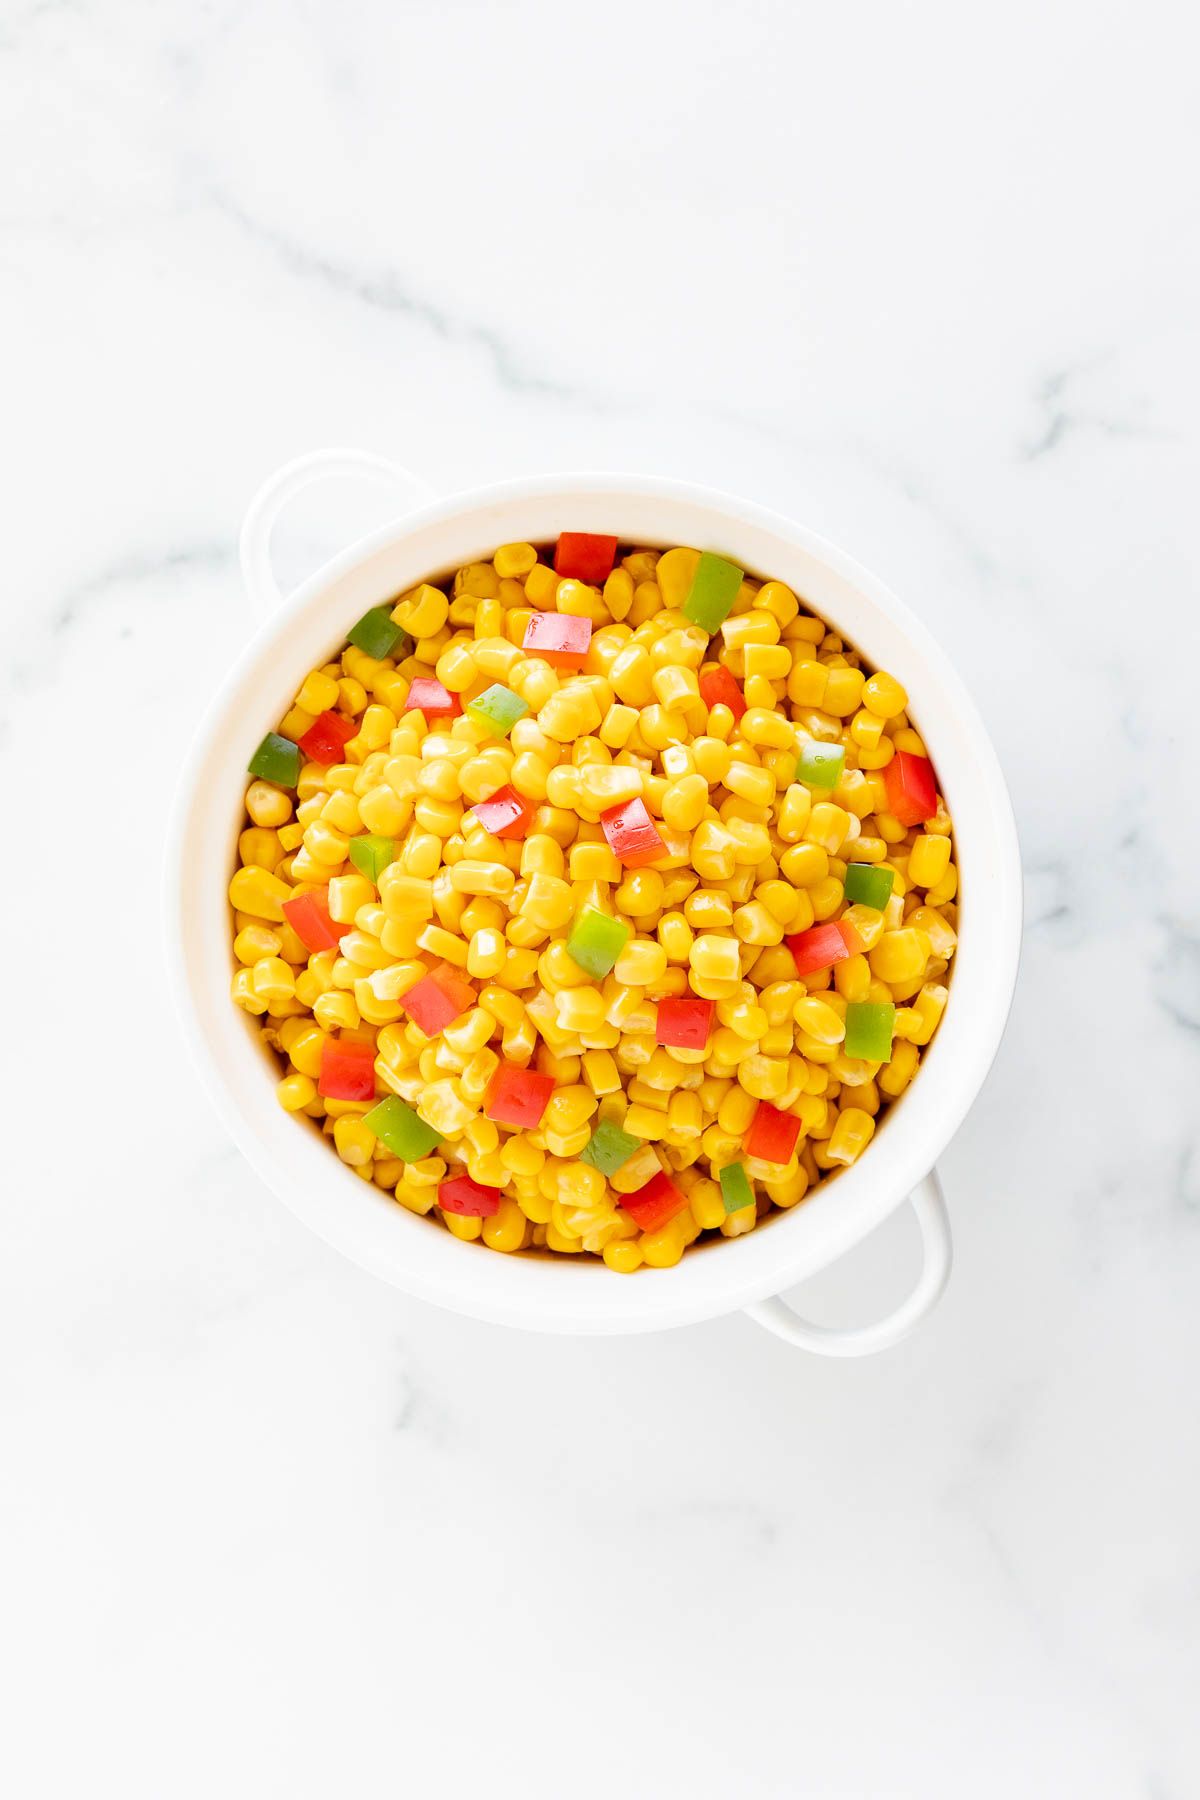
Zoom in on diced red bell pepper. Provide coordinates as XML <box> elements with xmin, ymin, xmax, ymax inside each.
<box><xmin>884</xmin><ymin>750</ymin><xmax>938</xmax><ymax>826</ymax></box>
<box><xmin>439</xmin><ymin>1174</ymin><xmax>501</xmax><ymax>1218</ymax></box>
<box><xmin>554</xmin><ymin>532</ymin><xmax>618</xmax><ymax>584</ymax></box>
<box><xmin>698</xmin><ymin>664</ymin><xmax>747</xmax><ymax>719</ymax></box>
<box><xmin>318</xmin><ymin>1036</ymin><xmax>376</xmax><ymax>1102</ymax></box>
<box><xmin>469</xmin><ymin>784</ymin><xmax>535</xmax><ymax>840</ymax></box>
<box><xmin>282</xmin><ymin>890</ymin><xmax>342</xmax><ymax>953</ymax></box>
<box><xmin>620</xmin><ymin>1170</ymin><xmax>689</xmax><ymax>1234</ymax></box>
<box><xmin>655</xmin><ymin>997</ymin><xmax>715</xmax><ymax>1051</ymax></box>
<box><xmin>786</xmin><ymin>919</ymin><xmax>862</xmax><ymax>976</ymax></box>
<box><xmin>745</xmin><ymin>1101</ymin><xmax>802</xmax><ymax>1166</ymax></box>
<box><xmin>399</xmin><ymin>962</ymin><xmax>476</xmax><ymax>1037</ymax></box>
<box><xmin>297</xmin><ymin>709</ymin><xmax>357</xmax><ymax>765</ymax></box>
<box><xmin>485</xmin><ymin>1063</ymin><xmax>555</xmax><ymax>1129</ymax></box>
<box><xmin>522</xmin><ymin>612</ymin><xmax>593</xmax><ymax>668</ymax></box>
<box><xmin>403</xmin><ymin>678</ymin><xmax>462</xmax><ymax>719</ymax></box>
<box><xmin>600</xmin><ymin>797</ymin><xmax>667</xmax><ymax>869</ymax></box>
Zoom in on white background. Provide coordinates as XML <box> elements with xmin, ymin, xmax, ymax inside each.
<box><xmin>3</xmin><ymin>1</ymin><xmax>1199</xmax><ymax>1794</ymax></box>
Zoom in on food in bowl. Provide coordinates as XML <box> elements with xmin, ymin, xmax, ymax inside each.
<box><xmin>229</xmin><ymin>533</ymin><xmax>957</xmax><ymax>1270</ymax></box>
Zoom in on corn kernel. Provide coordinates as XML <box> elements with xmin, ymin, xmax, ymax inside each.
<box><xmin>868</xmin><ymin>928</ymin><xmax>931</xmax><ymax>988</ymax></box>
<box><xmin>228</xmin><ymin>865</ymin><xmax>293</xmax><ymax>921</ymax></box>
<box><xmin>689</xmin><ymin>935</ymin><xmax>741</xmax><ymax>983</ymax></box>
<box><xmin>907</xmin><ymin>834</ymin><xmax>953</xmax><ymax>889</ymax></box>
<box><xmin>862</xmin><ymin>671</ymin><xmax>908</xmax><ymax>718</ymax></box>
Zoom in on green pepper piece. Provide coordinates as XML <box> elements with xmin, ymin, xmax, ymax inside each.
<box><xmin>719</xmin><ymin>1163</ymin><xmax>755</xmax><ymax>1212</ymax></box>
<box><xmin>363</xmin><ymin>1095</ymin><xmax>443</xmax><ymax>1160</ymax></box>
<box><xmin>580</xmin><ymin>1119</ymin><xmax>641</xmax><ymax>1177</ymax></box>
<box><xmin>348</xmin><ymin>834</ymin><xmax>397</xmax><ymax>883</ymax></box>
<box><xmin>796</xmin><ymin>740</ymin><xmax>845</xmax><ymax>789</ymax></box>
<box><xmin>566</xmin><ymin>906</ymin><xmax>631</xmax><ymax>977</ymax></box>
<box><xmin>682</xmin><ymin>552</ymin><xmax>744</xmax><ymax>634</ymax></box>
<box><xmin>248</xmin><ymin>732</ymin><xmax>301</xmax><ymax>787</ymax></box>
<box><xmin>467</xmin><ymin>683</ymin><xmax>530</xmax><ymax>737</ymax></box>
<box><xmin>843</xmin><ymin>863</ymin><xmax>895</xmax><ymax>910</ymax></box>
<box><xmin>347</xmin><ymin>605</ymin><xmax>408</xmax><ymax>659</ymax></box>
<box><xmin>843</xmin><ymin>1001</ymin><xmax>896</xmax><ymax>1063</ymax></box>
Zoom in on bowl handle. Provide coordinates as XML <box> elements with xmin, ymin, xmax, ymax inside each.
<box><xmin>239</xmin><ymin>448</ymin><xmax>436</xmax><ymax>615</ymax></box>
<box><xmin>743</xmin><ymin>1169</ymin><xmax>951</xmax><ymax>1356</ymax></box>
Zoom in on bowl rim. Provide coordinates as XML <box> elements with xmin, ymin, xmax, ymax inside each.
<box><xmin>165</xmin><ymin>470</ymin><xmax>1022</xmax><ymax>1334</ymax></box>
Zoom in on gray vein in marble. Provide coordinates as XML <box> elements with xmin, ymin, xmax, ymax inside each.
<box><xmin>7</xmin><ymin>541</ymin><xmax>234</xmax><ymax>700</ymax></box>
<box><xmin>1174</xmin><ymin>1143</ymin><xmax>1199</xmax><ymax>1220</ymax></box>
<box><xmin>1020</xmin><ymin>359</ymin><xmax>1168</xmax><ymax>463</ymax></box>
<box><xmin>1152</xmin><ymin>917</ymin><xmax>1200</xmax><ymax>1035</ymax></box>
<box><xmin>942</xmin><ymin>1386</ymin><xmax>1062</xmax><ymax>1659</ymax></box>
<box><xmin>393</xmin><ymin>1338</ymin><xmax>451</xmax><ymax>1446</ymax></box>
<box><xmin>210</xmin><ymin>194</ymin><xmax>600</xmax><ymax>405</ymax></box>
<box><xmin>0</xmin><ymin>0</ymin><xmax>76</xmax><ymax>51</ymax></box>
<box><xmin>1023</xmin><ymin>859</ymin><xmax>1073</xmax><ymax>934</ymax></box>
<box><xmin>48</xmin><ymin>541</ymin><xmax>234</xmax><ymax>637</ymax></box>
<box><xmin>839</xmin><ymin>434</ymin><xmax>1009</xmax><ymax>590</ymax></box>
<box><xmin>705</xmin><ymin>406</ymin><xmax>1017</xmax><ymax>603</ymax></box>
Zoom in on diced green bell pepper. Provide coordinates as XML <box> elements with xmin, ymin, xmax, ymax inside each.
<box><xmin>349</xmin><ymin>834</ymin><xmax>397</xmax><ymax>883</ymax></box>
<box><xmin>248</xmin><ymin>732</ymin><xmax>301</xmax><ymax>787</ymax></box>
<box><xmin>797</xmin><ymin>740</ymin><xmax>845</xmax><ymax>789</ymax></box>
<box><xmin>580</xmin><ymin>1119</ymin><xmax>641</xmax><ymax>1177</ymax></box>
<box><xmin>843</xmin><ymin>863</ymin><xmax>895</xmax><ymax>910</ymax></box>
<box><xmin>363</xmin><ymin>1095</ymin><xmax>442</xmax><ymax>1159</ymax></box>
<box><xmin>719</xmin><ymin>1162</ymin><xmax>755</xmax><ymax>1212</ymax></box>
<box><xmin>347</xmin><ymin>605</ymin><xmax>409</xmax><ymax>659</ymax></box>
<box><xmin>566</xmin><ymin>906</ymin><xmax>631</xmax><ymax>977</ymax></box>
<box><xmin>843</xmin><ymin>1001</ymin><xmax>896</xmax><ymax>1062</ymax></box>
<box><xmin>467</xmin><ymin>683</ymin><xmax>530</xmax><ymax>737</ymax></box>
<box><xmin>682</xmin><ymin>552</ymin><xmax>744</xmax><ymax>634</ymax></box>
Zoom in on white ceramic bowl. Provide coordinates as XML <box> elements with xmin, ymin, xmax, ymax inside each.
<box><xmin>166</xmin><ymin>451</ymin><xmax>1021</xmax><ymax>1355</ymax></box>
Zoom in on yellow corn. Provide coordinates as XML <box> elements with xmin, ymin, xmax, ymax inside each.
<box><xmin>689</xmin><ymin>935</ymin><xmax>741</xmax><ymax>983</ymax></box>
<box><xmin>794</xmin><ymin>997</ymin><xmax>846</xmax><ymax>1044</ymax></box>
<box><xmin>236</xmin><ymin>539</ymin><xmax>956</xmax><ymax>1265</ymax></box>
<box><xmin>725</xmin><ymin>761</ymin><xmax>776</xmax><ymax>807</ymax></box>
<box><xmin>868</xmin><ymin>928</ymin><xmax>931</xmax><ymax>988</ymax></box>
<box><xmin>228</xmin><ymin>865</ymin><xmax>292</xmax><ymax>921</ymax></box>
<box><xmin>862</xmin><ymin>671</ymin><xmax>907</xmax><ymax>718</ymax></box>
<box><xmin>907</xmin><ymin>834</ymin><xmax>953</xmax><ymax>889</ymax></box>
<box><xmin>803</xmin><ymin>802</ymin><xmax>851</xmax><ymax>854</ymax></box>
<box><xmin>539</xmin><ymin>686</ymin><xmax>603</xmax><ymax>743</ymax></box>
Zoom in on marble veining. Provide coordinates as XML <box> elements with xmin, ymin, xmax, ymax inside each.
<box><xmin>209</xmin><ymin>191</ymin><xmax>581</xmax><ymax>400</ymax></box>
<box><xmin>4</xmin><ymin>1</ymin><xmax>1198</xmax><ymax>1795</ymax></box>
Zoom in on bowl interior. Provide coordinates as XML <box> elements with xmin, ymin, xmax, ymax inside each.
<box><xmin>169</xmin><ymin>475</ymin><xmax>1021</xmax><ymax>1333</ymax></box>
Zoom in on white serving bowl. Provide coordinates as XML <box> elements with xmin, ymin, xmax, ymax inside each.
<box><xmin>166</xmin><ymin>451</ymin><xmax>1021</xmax><ymax>1355</ymax></box>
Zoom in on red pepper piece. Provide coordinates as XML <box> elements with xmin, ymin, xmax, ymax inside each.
<box><xmin>655</xmin><ymin>997</ymin><xmax>715</xmax><ymax>1051</ymax></box>
<box><xmin>485</xmin><ymin>1063</ymin><xmax>555</xmax><ymax>1129</ymax></box>
<box><xmin>282</xmin><ymin>891</ymin><xmax>342</xmax><ymax>953</ymax></box>
<box><xmin>403</xmin><ymin>678</ymin><xmax>462</xmax><ymax>719</ymax></box>
<box><xmin>883</xmin><ymin>751</ymin><xmax>938</xmax><ymax>826</ymax></box>
<box><xmin>621</xmin><ymin>1170</ymin><xmax>689</xmax><ymax>1234</ymax></box>
<box><xmin>745</xmin><ymin>1101</ymin><xmax>802</xmax><ymax>1166</ymax></box>
<box><xmin>600</xmin><ymin>797</ymin><xmax>667</xmax><ymax>869</ymax></box>
<box><xmin>554</xmin><ymin>532</ymin><xmax>619</xmax><ymax>584</ymax></box>
<box><xmin>522</xmin><ymin>612</ymin><xmax>593</xmax><ymax>668</ymax></box>
<box><xmin>786</xmin><ymin>919</ymin><xmax>861</xmax><ymax>976</ymax></box>
<box><xmin>318</xmin><ymin>1037</ymin><xmax>376</xmax><ymax>1101</ymax></box>
<box><xmin>439</xmin><ymin>1174</ymin><xmax>501</xmax><ymax>1218</ymax></box>
<box><xmin>698</xmin><ymin>664</ymin><xmax>747</xmax><ymax>719</ymax></box>
<box><xmin>469</xmin><ymin>785</ymin><xmax>535</xmax><ymax>840</ymax></box>
<box><xmin>399</xmin><ymin>962</ymin><xmax>476</xmax><ymax>1037</ymax></box>
<box><xmin>297</xmin><ymin>709</ymin><xmax>357</xmax><ymax>765</ymax></box>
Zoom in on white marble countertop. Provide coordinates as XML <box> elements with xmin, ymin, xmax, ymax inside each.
<box><xmin>5</xmin><ymin>1</ymin><xmax>1198</xmax><ymax>1794</ymax></box>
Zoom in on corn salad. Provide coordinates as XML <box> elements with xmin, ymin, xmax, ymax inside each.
<box><xmin>230</xmin><ymin>533</ymin><xmax>957</xmax><ymax>1271</ymax></box>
